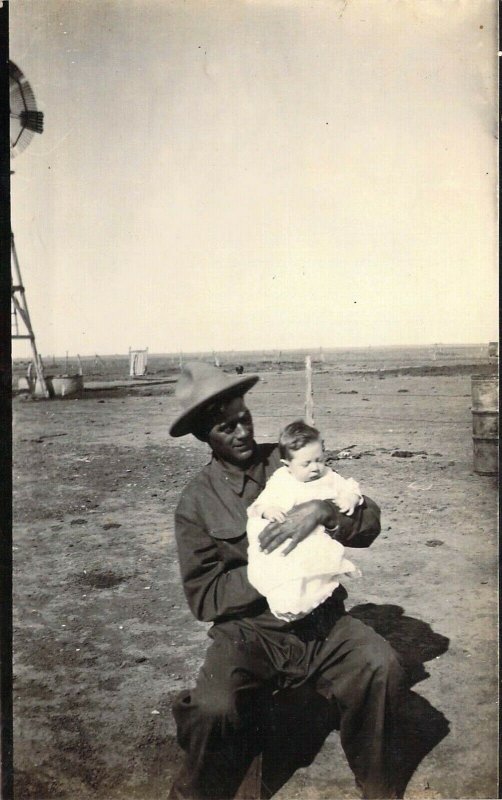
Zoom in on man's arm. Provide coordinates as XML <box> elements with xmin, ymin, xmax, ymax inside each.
<box><xmin>326</xmin><ymin>496</ymin><xmax>381</xmax><ymax>548</ymax></box>
<box><xmin>175</xmin><ymin>503</ymin><xmax>265</xmax><ymax>623</ymax></box>
<box><xmin>258</xmin><ymin>495</ymin><xmax>381</xmax><ymax>554</ymax></box>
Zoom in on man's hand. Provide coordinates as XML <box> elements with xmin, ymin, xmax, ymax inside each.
<box><xmin>258</xmin><ymin>500</ymin><xmax>340</xmax><ymax>556</ymax></box>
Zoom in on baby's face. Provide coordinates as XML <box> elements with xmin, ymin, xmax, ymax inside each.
<box><xmin>285</xmin><ymin>439</ymin><xmax>327</xmax><ymax>482</ymax></box>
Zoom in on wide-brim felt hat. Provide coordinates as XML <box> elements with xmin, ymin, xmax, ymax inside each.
<box><xmin>169</xmin><ymin>361</ymin><xmax>259</xmax><ymax>437</ymax></box>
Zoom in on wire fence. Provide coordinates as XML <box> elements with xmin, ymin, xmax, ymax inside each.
<box><xmin>251</xmin><ymin>413</ymin><xmax>469</xmax><ymax>425</ymax></box>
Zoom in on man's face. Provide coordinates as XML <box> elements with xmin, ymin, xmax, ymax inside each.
<box><xmin>207</xmin><ymin>396</ymin><xmax>255</xmax><ymax>466</ymax></box>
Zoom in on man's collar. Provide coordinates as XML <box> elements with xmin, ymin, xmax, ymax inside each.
<box><xmin>210</xmin><ymin>444</ymin><xmax>265</xmax><ymax>494</ymax></box>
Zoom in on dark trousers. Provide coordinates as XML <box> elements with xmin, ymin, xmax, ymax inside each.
<box><xmin>169</xmin><ymin>611</ymin><xmax>405</xmax><ymax>800</ymax></box>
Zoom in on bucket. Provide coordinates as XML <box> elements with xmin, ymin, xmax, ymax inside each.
<box><xmin>51</xmin><ymin>374</ymin><xmax>84</xmax><ymax>398</ymax></box>
<box><xmin>471</xmin><ymin>375</ymin><xmax>498</xmax><ymax>475</ymax></box>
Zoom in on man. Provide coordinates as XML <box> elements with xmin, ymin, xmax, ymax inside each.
<box><xmin>168</xmin><ymin>362</ymin><xmax>405</xmax><ymax>800</ymax></box>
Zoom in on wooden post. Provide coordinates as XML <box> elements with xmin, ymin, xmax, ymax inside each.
<box><xmin>76</xmin><ymin>355</ymin><xmax>83</xmax><ymax>376</ymax></box>
<box><xmin>305</xmin><ymin>355</ymin><xmax>314</xmax><ymax>425</ymax></box>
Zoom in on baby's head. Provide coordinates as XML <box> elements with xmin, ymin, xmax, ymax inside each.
<box><xmin>279</xmin><ymin>420</ymin><xmax>326</xmax><ymax>483</ymax></box>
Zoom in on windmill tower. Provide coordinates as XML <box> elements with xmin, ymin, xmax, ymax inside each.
<box><xmin>10</xmin><ymin>60</ymin><xmax>49</xmax><ymax>397</ymax></box>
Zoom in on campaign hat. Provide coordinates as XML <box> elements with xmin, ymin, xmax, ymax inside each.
<box><xmin>169</xmin><ymin>361</ymin><xmax>259</xmax><ymax>437</ymax></box>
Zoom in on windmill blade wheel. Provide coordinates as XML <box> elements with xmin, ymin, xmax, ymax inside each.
<box><xmin>9</xmin><ymin>60</ymin><xmax>44</xmax><ymax>158</ymax></box>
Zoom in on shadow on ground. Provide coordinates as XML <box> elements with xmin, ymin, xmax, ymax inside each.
<box><xmin>260</xmin><ymin>604</ymin><xmax>450</xmax><ymax>798</ymax></box>
<box><xmin>12</xmin><ymin>606</ymin><xmax>451</xmax><ymax>799</ymax></box>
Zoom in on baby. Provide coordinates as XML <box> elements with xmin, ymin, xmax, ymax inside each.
<box><xmin>247</xmin><ymin>420</ymin><xmax>362</xmax><ymax>621</ymax></box>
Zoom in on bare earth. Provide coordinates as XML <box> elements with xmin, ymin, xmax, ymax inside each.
<box><xmin>12</xmin><ymin>365</ymin><xmax>498</xmax><ymax>799</ymax></box>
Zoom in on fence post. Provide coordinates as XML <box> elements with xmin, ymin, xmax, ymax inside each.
<box><xmin>305</xmin><ymin>355</ymin><xmax>314</xmax><ymax>425</ymax></box>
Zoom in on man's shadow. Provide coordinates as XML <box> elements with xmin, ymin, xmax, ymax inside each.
<box><xmin>260</xmin><ymin>604</ymin><xmax>450</xmax><ymax>798</ymax></box>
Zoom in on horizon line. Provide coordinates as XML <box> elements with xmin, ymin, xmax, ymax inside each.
<box><xmin>12</xmin><ymin>342</ymin><xmax>496</xmax><ymax>361</ymax></box>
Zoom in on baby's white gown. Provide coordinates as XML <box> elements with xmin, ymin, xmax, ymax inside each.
<box><xmin>247</xmin><ymin>467</ymin><xmax>361</xmax><ymax>621</ymax></box>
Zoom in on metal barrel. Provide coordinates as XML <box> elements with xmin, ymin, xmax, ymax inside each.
<box><xmin>51</xmin><ymin>374</ymin><xmax>84</xmax><ymax>397</ymax></box>
<box><xmin>471</xmin><ymin>375</ymin><xmax>498</xmax><ymax>475</ymax></box>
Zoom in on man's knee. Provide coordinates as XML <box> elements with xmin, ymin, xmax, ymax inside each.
<box><xmin>174</xmin><ymin>684</ymin><xmax>238</xmax><ymax>725</ymax></box>
<box><xmin>358</xmin><ymin>636</ymin><xmax>402</xmax><ymax>683</ymax></box>
<box><xmin>200</xmin><ymin>685</ymin><xmax>239</xmax><ymax>722</ymax></box>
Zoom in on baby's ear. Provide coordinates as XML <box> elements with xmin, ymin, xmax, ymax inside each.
<box><xmin>280</xmin><ymin>459</ymin><xmax>290</xmax><ymax>467</ymax></box>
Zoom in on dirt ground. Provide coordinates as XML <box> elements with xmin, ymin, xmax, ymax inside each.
<box><xmin>12</xmin><ymin>364</ymin><xmax>498</xmax><ymax>799</ymax></box>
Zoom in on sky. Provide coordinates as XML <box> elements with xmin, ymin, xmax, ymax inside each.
<box><xmin>10</xmin><ymin>0</ymin><xmax>498</xmax><ymax>357</ymax></box>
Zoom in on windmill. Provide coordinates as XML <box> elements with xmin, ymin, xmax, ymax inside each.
<box><xmin>10</xmin><ymin>60</ymin><xmax>49</xmax><ymax>397</ymax></box>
